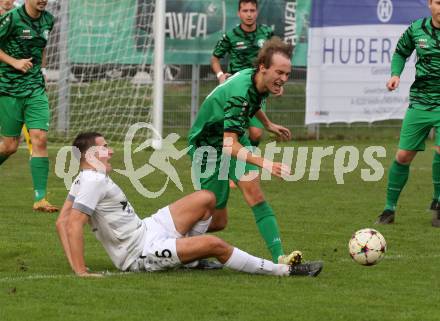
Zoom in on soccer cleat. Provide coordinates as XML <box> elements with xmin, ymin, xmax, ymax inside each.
<box><xmin>289</xmin><ymin>261</ymin><xmax>323</xmax><ymax>277</ymax></box>
<box><xmin>430</xmin><ymin>200</ymin><xmax>440</xmax><ymax>228</ymax></box>
<box><xmin>278</xmin><ymin>250</ymin><xmax>303</xmax><ymax>266</ymax></box>
<box><xmin>375</xmin><ymin>209</ymin><xmax>395</xmax><ymax>224</ymax></box>
<box><xmin>183</xmin><ymin>259</ymin><xmax>223</xmax><ymax>270</ymax></box>
<box><xmin>33</xmin><ymin>198</ymin><xmax>59</xmax><ymax>213</ymax></box>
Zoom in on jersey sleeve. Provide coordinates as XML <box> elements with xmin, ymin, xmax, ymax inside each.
<box><xmin>71</xmin><ymin>176</ymin><xmax>106</xmax><ymax>216</ymax></box>
<box><xmin>267</xmin><ymin>25</ymin><xmax>274</xmax><ymax>38</ymax></box>
<box><xmin>0</xmin><ymin>12</ymin><xmax>14</xmax><ymax>43</ymax></box>
<box><xmin>213</xmin><ymin>33</ymin><xmax>231</xmax><ymax>58</ymax></box>
<box><xmin>224</xmin><ymin>96</ymin><xmax>248</xmax><ymax>136</ymax></box>
<box><xmin>391</xmin><ymin>24</ymin><xmax>415</xmax><ymax>76</ymax></box>
<box><xmin>48</xmin><ymin>12</ymin><xmax>55</xmax><ymax>32</ymax></box>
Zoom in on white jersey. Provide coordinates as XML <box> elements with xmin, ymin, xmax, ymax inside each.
<box><xmin>68</xmin><ymin>170</ymin><xmax>147</xmax><ymax>271</ymax></box>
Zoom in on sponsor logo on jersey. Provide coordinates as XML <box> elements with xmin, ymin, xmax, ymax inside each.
<box><xmin>20</xmin><ymin>29</ymin><xmax>32</xmax><ymax>39</ymax></box>
<box><xmin>235</xmin><ymin>41</ymin><xmax>246</xmax><ymax>50</ymax></box>
<box><xmin>418</xmin><ymin>38</ymin><xmax>429</xmax><ymax>49</ymax></box>
<box><xmin>42</xmin><ymin>30</ymin><xmax>49</xmax><ymax>40</ymax></box>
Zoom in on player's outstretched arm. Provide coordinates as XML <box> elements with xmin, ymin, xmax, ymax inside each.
<box><xmin>223</xmin><ymin>132</ymin><xmax>290</xmax><ymax>178</ymax></box>
<box><xmin>254</xmin><ymin>110</ymin><xmax>291</xmax><ymax>141</ymax></box>
<box><xmin>56</xmin><ymin>200</ymin><xmax>75</xmax><ymax>269</ymax></box>
<box><xmin>66</xmin><ymin>209</ymin><xmax>102</xmax><ymax>277</ymax></box>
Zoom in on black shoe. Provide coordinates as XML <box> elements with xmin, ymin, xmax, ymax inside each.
<box><xmin>183</xmin><ymin>259</ymin><xmax>223</xmax><ymax>270</ymax></box>
<box><xmin>430</xmin><ymin>200</ymin><xmax>440</xmax><ymax>227</ymax></box>
<box><xmin>376</xmin><ymin>209</ymin><xmax>395</xmax><ymax>224</ymax></box>
<box><xmin>289</xmin><ymin>261</ymin><xmax>323</xmax><ymax>277</ymax></box>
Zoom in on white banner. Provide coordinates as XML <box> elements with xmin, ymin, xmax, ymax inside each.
<box><xmin>305</xmin><ymin>0</ymin><xmax>429</xmax><ymax>125</ymax></box>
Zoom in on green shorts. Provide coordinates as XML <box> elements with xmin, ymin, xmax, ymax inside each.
<box><xmin>0</xmin><ymin>93</ymin><xmax>50</xmax><ymax>137</ymax></box>
<box><xmin>398</xmin><ymin>107</ymin><xmax>440</xmax><ymax>151</ymax></box>
<box><xmin>249</xmin><ymin>104</ymin><xmax>266</xmax><ymax>129</ymax></box>
<box><xmin>190</xmin><ymin>135</ymin><xmax>259</xmax><ymax>209</ymax></box>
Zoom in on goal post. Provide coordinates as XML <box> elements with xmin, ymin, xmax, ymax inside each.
<box><xmin>45</xmin><ymin>0</ymin><xmax>164</xmax><ymax>144</ymax></box>
<box><xmin>152</xmin><ymin>0</ymin><xmax>165</xmax><ymax>150</ymax></box>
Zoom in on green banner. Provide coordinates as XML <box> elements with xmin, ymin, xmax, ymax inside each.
<box><xmin>68</xmin><ymin>0</ymin><xmax>310</xmax><ymax>66</ymax></box>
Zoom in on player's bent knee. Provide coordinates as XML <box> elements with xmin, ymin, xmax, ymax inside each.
<box><xmin>205</xmin><ymin>235</ymin><xmax>229</xmax><ymax>255</ymax></box>
<box><xmin>249</xmin><ymin>130</ymin><xmax>263</xmax><ymax>142</ymax></box>
<box><xmin>395</xmin><ymin>151</ymin><xmax>415</xmax><ymax>165</ymax></box>
<box><xmin>198</xmin><ymin>190</ymin><xmax>216</xmax><ymax>208</ymax></box>
<box><xmin>242</xmin><ymin>185</ymin><xmax>265</xmax><ymax>204</ymax></box>
<box><xmin>208</xmin><ymin>216</ymin><xmax>227</xmax><ymax>232</ymax></box>
<box><xmin>30</xmin><ymin>131</ymin><xmax>48</xmax><ymax>149</ymax></box>
<box><xmin>1</xmin><ymin>142</ymin><xmax>19</xmax><ymax>155</ymax></box>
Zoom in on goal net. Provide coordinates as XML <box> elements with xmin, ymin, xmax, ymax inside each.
<box><xmin>45</xmin><ymin>0</ymin><xmax>157</xmax><ymax>142</ymax></box>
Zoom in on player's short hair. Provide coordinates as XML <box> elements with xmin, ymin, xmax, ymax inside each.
<box><xmin>254</xmin><ymin>36</ymin><xmax>293</xmax><ymax>70</ymax></box>
<box><xmin>238</xmin><ymin>0</ymin><xmax>258</xmax><ymax>10</ymax></box>
<box><xmin>72</xmin><ymin>132</ymin><xmax>103</xmax><ymax>159</ymax></box>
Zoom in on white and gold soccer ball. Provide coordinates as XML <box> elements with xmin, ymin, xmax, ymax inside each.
<box><xmin>348</xmin><ymin>228</ymin><xmax>387</xmax><ymax>266</ymax></box>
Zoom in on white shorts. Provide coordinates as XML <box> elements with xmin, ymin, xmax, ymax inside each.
<box><xmin>128</xmin><ymin>206</ymin><xmax>183</xmax><ymax>272</ymax></box>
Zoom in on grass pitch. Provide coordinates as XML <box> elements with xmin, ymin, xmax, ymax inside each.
<box><xmin>1</xmin><ymin>139</ymin><xmax>439</xmax><ymax>321</ymax></box>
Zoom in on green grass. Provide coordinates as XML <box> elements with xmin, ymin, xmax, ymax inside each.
<box><xmin>1</xmin><ymin>139</ymin><xmax>439</xmax><ymax>321</ymax></box>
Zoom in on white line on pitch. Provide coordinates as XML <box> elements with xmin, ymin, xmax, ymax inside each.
<box><xmin>0</xmin><ymin>271</ymin><xmax>132</xmax><ymax>283</ymax></box>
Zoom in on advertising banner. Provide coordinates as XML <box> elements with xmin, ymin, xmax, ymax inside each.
<box><xmin>68</xmin><ymin>0</ymin><xmax>310</xmax><ymax>65</ymax></box>
<box><xmin>305</xmin><ymin>0</ymin><xmax>430</xmax><ymax>124</ymax></box>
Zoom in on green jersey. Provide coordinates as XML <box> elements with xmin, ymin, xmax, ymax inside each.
<box><xmin>391</xmin><ymin>17</ymin><xmax>440</xmax><ymax>111</ymax></box>
<box><xmin>213</xmin><ymin>24</ymin><xmax>273</xmax><ymax>74</ymax></box>
<box><xmin>188</xmin><ymin>68</ymin><xmax>268</xmax><ymax>154</ymax></box>
<box><xmin>0</xmin><ymin>6</ymin><xmax>54</xmax><ymax>97</ymax></box>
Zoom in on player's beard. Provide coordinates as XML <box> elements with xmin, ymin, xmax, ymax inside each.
<box><xmin>36</xmin><ymin>1</ymin><xmax>47</xmax><ymax>11</ymax></box>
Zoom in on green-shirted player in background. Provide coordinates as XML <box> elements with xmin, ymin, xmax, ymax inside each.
<box><xmin>189</xmin><ymin>37</ymin><xmax>306</xmax><ymax>265</ymax></box>
<box><xmin>0</xmin><ymin>0</ymin><xmax>58</xmax><ymax>212</ymax></box>
<box><xmin>211</xmin><ymin>0</ymin><xmax>274</xmax><ymax>150</ymax></box>
<box><xmin>376</xmin><ymin>0</ymin><xmax>440</xmax><ymax>226</ymax></box>
<box><xmin>0</xmin><ymin>0</ymin><xmax>15</xmax><ymax>15</ymax></box>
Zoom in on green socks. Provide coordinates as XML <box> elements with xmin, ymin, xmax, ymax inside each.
<box><xmin>385</xmin><ymin>160</ymin><xmax>410</xmax><ymax>211</ymax></box>
<box><xmin>30</xmin><ymin>157</ymin><xmax>49</xmax><ymax>202</ymax></box>
<box><xmin>433</xmin><ymin>152</ymin><xmax>440</xmax><ymax>202</ymax></box>
<box><xmin>0</xmin><ymin>153</ymin><xmax>9</xmax><ymax>165</ymax></box>
<box><xmin>251</xmin><ymin>201</ymin><xmax>284</xmax><ymax>262</ymax></box>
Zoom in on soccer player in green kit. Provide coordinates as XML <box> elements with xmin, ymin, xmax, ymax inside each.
<box><xmin>376</xmin><ymin>0</ymin><xmax>440</xmax><ymax>227</ymax></box>
<box><xmin>189</xmin><ymin>37</ymin><xmax>303</xmax><ymax>264</ymax></box>
<box><xmin>0</xmin><ymin>0</ymin><xmax>58</xmax><ymax>212</ymax></box>
<box><xmin>211</xmin><ymin>0</ymin><xmax>274</xmax><ymax>150</ymax></box>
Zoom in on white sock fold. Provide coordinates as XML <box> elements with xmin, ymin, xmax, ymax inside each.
<box><xmin>224</xmin><ymin>248</ymin><xmax>289</xmax><ymax>276</ymax></box>
<box><xmin>187</xmin><ymin>217</ymin><xmax>212</xmax><ymax>237</ymax></box>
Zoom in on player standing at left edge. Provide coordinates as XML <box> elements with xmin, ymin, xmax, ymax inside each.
<box><xmin>0</xmin><ymin>0</ymin><xmax>15</xmax><ymax>15</ymax></box>
<box><xmin>0</xmin><ymin>0</ymin><xmax>58</xmax><ymax>212</ymax></box>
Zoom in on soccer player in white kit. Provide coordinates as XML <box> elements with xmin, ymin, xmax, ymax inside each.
<box><xmin>56</xmin><ymin>132</ymin><xmax>323</xmax><ymax>277</ymax></box>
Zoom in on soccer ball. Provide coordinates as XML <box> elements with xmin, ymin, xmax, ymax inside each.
<box><xmin>348</xmin><ymin>228</ymin><xmax>387</xmax><ymax>266</ymax></box>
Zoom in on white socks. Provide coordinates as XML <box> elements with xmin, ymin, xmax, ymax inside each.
<box><xmin>224</xmin><ymin>248</ymin><xmax>290</xmax><ymax>276</ymax></box>
<box><xmin>187</xmin><ymin>217</ymin><xmax>212</xmax><ymax>237</ymax></box>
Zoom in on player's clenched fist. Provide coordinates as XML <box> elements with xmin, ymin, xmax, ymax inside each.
<box><xmin>386</xmin><ymin>76</ymin><xmax>400</xmax><ymax>91</ymax></box>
